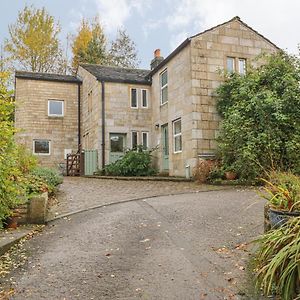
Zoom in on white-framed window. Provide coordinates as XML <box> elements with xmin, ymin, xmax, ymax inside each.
<box><xmin>141</xmin><ymin>89</ymin><xmax>148</xmax><ymax>108</ymax></box>
<box><xmin>238</xmin><ymin>58</ymin><xmax>246</xmax><ymax>75</ymax></box>
<box><xmin>48</xmin><ymin>100</ymin><xmax>64</xmax><ymax>117</ymax></box>
<box><xmin>142</xmin><ymin>131</ymin><xmax>149</xmax><ymax>150</ymax></box>
<box><xmin>33</xmin><ymin>139</ymin><xmax>51</xmax><ymax>155</ymax></box>
<box><xmin>131</xmin><ymin>131</ymin><xmax>138</xmax><ymax>149</ymax></box>
<box><xmin>131</xmin><ymin>88</ymin><xmax>138</xmax><ymax>108</ymax></box>
<box><xmin>227</xmin><ymin>57</ymin><xmax>247</xmax><ymax>75</ymax></box>
<box><xmin>226</xmin><ymin>57</ymin><xmax>235</xmax><ymax>73</ymax></box>
<box><xmin>173</xmin><ymin>119</ymin><xmax>182</xmax><ymax>153</ymax></box>
<box><xmin>160</xmin><ymin>69</ymin><xmax>168</xmax><ymax>105</ymax></box>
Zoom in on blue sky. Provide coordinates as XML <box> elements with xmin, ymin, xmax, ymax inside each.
<box><xmin>0</xmin><ymin>0</ymin><xmax>299</xmax><ymax>69</ymax></box>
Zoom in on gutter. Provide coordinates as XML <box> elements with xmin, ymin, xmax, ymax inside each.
<box><xmin>101</xmin><ymin>81</ymin><xmax>105</xmax><ymax>169</ymax></box>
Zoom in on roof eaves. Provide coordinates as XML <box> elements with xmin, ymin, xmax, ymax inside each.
<box><xmin>15</xmin><ymin>71</ymin><xmax>82</xmax><ymax>84</ymax></box>
<box><xmin>94</xmin><ymin>76</ymin><xmax>151</xmax><ymax>85</ymax></box>
<box><xmin>147</xmin><ymin>38</ymin><xmax>191</xmax><ymax>77</ymax></box>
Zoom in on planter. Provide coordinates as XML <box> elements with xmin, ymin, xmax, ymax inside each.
<box><xmin>268</xmin><ymin>208</ymin><xmax>300</xmax><ymax>229</ymax></box>
<box><xmin>4</xmin><ymin>216</ymin><xmax>18</xmax><ymax>229</ymax></box>
<box><xmin>225</xmin><ymin>171</ymin><xmax>237</xmax><ymax>180</ymax></box>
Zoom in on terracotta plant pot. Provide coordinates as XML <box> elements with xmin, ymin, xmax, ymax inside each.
<box><xmin>225</xmin><ymin>171</ymin><xmax>237</xmax><ymax>180</ymax></box>
<box><xmin>4</xmin><ymin>216</ymin><xmax>18</xmax><ymax>229</ymax></box>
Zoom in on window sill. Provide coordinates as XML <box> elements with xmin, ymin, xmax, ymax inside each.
<box><xmin>174</xmin><ymin>150</ymin><xmax>182</xmax><ymax>154</ymax></box>
<box><xmin>160</xmin><ymin>101</ymin><xmax>168</xmax><ymax>107</ymax></box>
<box><xmin>48</xmin><ymin>115</ymin><xmax>64</xmax><ymax>118</ymax></box>
<box><xmin>33</xmin><ymin>153</ymin><xmax>51</xmax><ymax>156</ymax></box>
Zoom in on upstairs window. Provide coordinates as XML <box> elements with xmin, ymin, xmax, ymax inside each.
<box><xmin>173</xmin><ymin>119</ymin><xmax>182</xmax><ymax>153</ymax></box>
<box><xmin>48</xmin><ymin>100</ymin><xmax>64</xmax><ymax>117</ymax></box>
<box><xmin>141</xmin><ymin>89</ymin><xmax>148</xmax><ymax>108</ymax></box>
<box><xmin>227</xmin><ymin>57</ymin><xmax>247</xmax><ymax>75</ymax></box>
<box><xmin>131</xmin><ymin>88</ymin><xmax>138</xmax><ymax>108</ymax></box>
<box><xmin>160</xmin><ymin>69</ymin><xmax>168</xmax><ymax>105</ymax></box>
<box><xmin>33</xmin><ymin>139</ymin><xmax>50</xmax><ymax>155</ymax></box>
<box><xmin>226</xmin><ymin>57</ymin><xmax>235</xmax><ymax>73</ymax></box>
<box><xmin>238</xmin><ymin>58</ymin><xmax>246</xmax><ymax>75</ymax></box>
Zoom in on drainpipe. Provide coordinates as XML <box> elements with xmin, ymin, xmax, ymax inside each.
<box><xmin>101</xmin><ymin>81</ymin><xmax>105</xmax><ymax>169</ymax></box>
<box><xmin>77</xmin><ymin>83</ymin><xmax>81</xmax><ymax>149</ymax></box>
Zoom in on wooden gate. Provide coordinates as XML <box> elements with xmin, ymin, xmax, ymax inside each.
<box><xmin>66</xmin><ymin>151</ymin><xmax>84</xmax><ymax>176</ymax></box>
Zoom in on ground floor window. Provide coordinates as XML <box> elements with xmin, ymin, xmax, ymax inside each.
<box><xmin>142</xmin><ymin>132</ymin><xmax>149</xmax><ymax>150</ymax></box>
<box><xmin>131</xmin><ymin>131</ymin><xmax>138</xmax><ymax>149</ymax></box>
<box><xmin>33</xmin><ymin>139</ymin><xmax>51</xmax><ymax>155</ymax></box>
<box><xmin>173</xmin><ymin>119</ymin><xmax>182</xmax><ymax>153</ymax></box>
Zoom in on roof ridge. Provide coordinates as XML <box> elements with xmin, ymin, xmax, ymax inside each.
<box><xmin>80</xmin><ymin>63</ymin><xmax>150</xmax><ymax>73</ymax></box>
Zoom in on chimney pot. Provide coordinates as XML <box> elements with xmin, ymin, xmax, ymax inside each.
<box><xmin>154</xmin><ymin>49</ymin><xmax>161</xmax><ymax>58</ymax></box>
<box><xmin>150</xmin><ymin>49</ymin><xmax>164</xmax><ymax>70</ymax></box>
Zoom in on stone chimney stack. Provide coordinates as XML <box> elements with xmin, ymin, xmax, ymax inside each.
<box><xmin>150</xmin><ymin>49</ymin><xmax>164</xmax><ymax>70</ymax></box>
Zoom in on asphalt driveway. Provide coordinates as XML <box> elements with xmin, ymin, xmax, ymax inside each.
<box><xmin>1</xmin><ymin>186</ymin><xmax>264</xmax><ymax>299</ymax></box>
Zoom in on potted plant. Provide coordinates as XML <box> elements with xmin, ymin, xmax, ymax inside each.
<box><xmin>224</xmin><ymin>166</ymin><xmax>237</xmax><ymax>180</ymax></box>
<box><xmin>261</xmin><ymin>172</ymin><xmax>300</xmax><ymax>229</ymax></box>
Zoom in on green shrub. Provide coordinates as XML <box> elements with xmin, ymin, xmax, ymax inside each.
<box><xmin>216</xmin><ymin>52</ymin><xmax>300</xmax><ymax>181</ymax></box>
<box><xmin>105</xmin><ymin>147</ymin><xmax>157</xmax><ymax>177</ymax></box>
<box><xmin>0</xmin><ymin>76</ymin><xmax>27</xmax><ymax>226</ymax></box>
<box><xmin>254</xmin><ymin>217</ymin><xmax>300</xmax><ymax>299</ymax></box>
<box><xmin>23</xmin><ymin>174</ymin><xmax>49</xmax><ymax>197</ymax></box>
<box><xmin>30</xmin><ymin>167</ymin><xmax>63</xmax><ymax>193</ymax></box>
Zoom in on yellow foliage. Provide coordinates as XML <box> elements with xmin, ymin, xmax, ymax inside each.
<box><xmin>71</xmin><ymin>19</ymin><xmax>93</xmax><ymax>70</ymax></box>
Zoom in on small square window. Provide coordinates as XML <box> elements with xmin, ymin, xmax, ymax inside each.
<box><xmin>131</xmin><ymin>88</ymin><xmax>138</xmax><ymax>108</ymax></box>
<box><xmin>48</xmin><ymin>100</ymin><xmax>64</xmax><ymax>117</ymax></box>
<box><xmin>33</xmin><ymin>140</ymin><xmax>50</xmax><ymax>155</ymax></box>
<box><xmin>141</xmin><ymin>89</ymin><xmax>148</xmax><ymax>108</ymax></box>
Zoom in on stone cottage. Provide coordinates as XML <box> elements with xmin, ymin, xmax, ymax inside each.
<box><xmin>15</xmin><ymin>16</ymin><xmax>279</xmax><ymax>177</ymax></box>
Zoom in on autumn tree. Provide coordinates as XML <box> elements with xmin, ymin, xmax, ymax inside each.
<box><xmin>108</xmin><ymin>29</ymin><xmax>140</xmax><ymax>68</ymax></box>
<box><xmin>71</xmin><ymin>18</ymin><xmax>107</xmax><ymax>70</ymax></box>
<box><xmin>5</xmin><ymin>6</ymin><xmax>65</xmax><ymax>73</ymax></box>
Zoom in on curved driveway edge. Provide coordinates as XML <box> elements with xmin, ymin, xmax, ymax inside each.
<box><xmin>47</xmin><ymin>177</ymin><xmax>232</xmax><ymax>221</ymax></box>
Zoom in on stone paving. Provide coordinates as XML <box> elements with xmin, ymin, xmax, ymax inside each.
<box><xmin>48</xmin><ymin>177</ymin><xmax>225</xmax><ymax>220</ymax></box>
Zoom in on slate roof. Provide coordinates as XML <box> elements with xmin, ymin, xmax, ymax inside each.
<box><xmin>148</xmin><ymin>16</ymin><xmax>280</xmax><ymax>77</ymax></box>
<box><xmin>15</xmin><ymin>71</ymin><xmax>82</xmax><ymax>84</ymax></box>
<box><xmin>80</xmin><ymin>64</ymin><xmax>151</xmax><ymax>85</ymax></box>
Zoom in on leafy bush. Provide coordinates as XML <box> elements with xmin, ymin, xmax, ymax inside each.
<box><xmin>261</xmin><ymin>172</ymin><xmax>300</xmax><ymax>211</ymax></box>
<box><xmin>23</xmin><ymin>174</ymin><xmax>49</xmax><ymax>197</ymax></box>
<box><xmin>30</xmin><ymin>167</ymin><xmax>63</xmax><ymax>193</ymax></box>
<box><xmin>216</xmin><ymin>52</ymin><xmax>300</xmax><ymax>181</ymax></box>
<box><xmin>0</xmin><ymin>75</ymin><xmax>26</xmax><ymax>226</ymax></box>
<box><xmin>254</xmin><ymin>216</ymin><xmax>300</xmax><ymax>299</ymax></box>
<box><xmin>105</xmin><ymin>147</ymin><xmax>157</xmax><ymax>177</ymax></box>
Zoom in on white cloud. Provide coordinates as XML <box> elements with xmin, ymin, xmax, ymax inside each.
<box><xmin>164</xmin><ymin>0</ymin><xmax>300</xmax><ymax>53</ymax></box>
<box><xmin>94</xmin><ymin>0</ymin><xmax>153</xmax><ymax>34</ymax></box>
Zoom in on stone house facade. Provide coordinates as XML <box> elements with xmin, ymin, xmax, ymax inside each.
<box><xmin>15</xmin><ymin>17</ymin><xmax>278</xmax><ymax>176</ymax></box>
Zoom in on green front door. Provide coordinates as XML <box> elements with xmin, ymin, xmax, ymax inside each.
<box><xmin>161</xmin><ymin>124</ymin><xmax>169</xmax><ymax>171</ymax></box>
<box><xmin>109</xmin><ymin>133</ymin><xmax>126</xmax><ymax>163</ymax></box>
